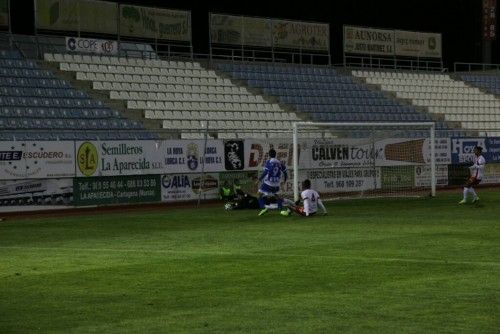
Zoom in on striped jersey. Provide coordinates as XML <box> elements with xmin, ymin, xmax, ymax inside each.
<box><xmin>260</xmin><ymin>158</ymin><xmax>287</xmax><ymax>187</ymax></box>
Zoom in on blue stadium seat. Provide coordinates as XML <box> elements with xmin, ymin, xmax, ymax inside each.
<box><xmin>0</xmin><ymin>49</ymin><xmax>22</xmax><ymax>59</ymax></box>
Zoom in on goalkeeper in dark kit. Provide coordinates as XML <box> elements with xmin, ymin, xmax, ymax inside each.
<box><xmin>222</xmin><ymin>179</ymin><xmax>260</xmax><ymax>210</ymax></box>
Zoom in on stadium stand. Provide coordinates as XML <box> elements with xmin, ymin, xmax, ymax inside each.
<box><xmin>215</xmin><ymin>62</ymin><xmax>466</xmax><ymax>137</ymax></box>
<box><xmin>0</xmin><ymin>47</ymin><xmax>155</xmax><ymax>141</ymax></box>
<box><xmin>6</xmin><ymin>50</ymin><xmax>491</xmax><ymax>140</ymax></box>
<box><xmin>460</xmin><ymin>73</ymin><xmax>500</xmax><ymax>96</ymax></box>
<box><xmin>44</xmin><ymin>53</ymin><xmax>302</xmax><ymax>139</ymax></box>
<box><xmin>352</xmin><ymin>70</ymin><xmax>500</xmax><ymax>136</ymax></box>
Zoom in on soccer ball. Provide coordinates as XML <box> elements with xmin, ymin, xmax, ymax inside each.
<box><xmin>280</xmin><ymin>209</ymin><xmax>291</xmax><ymax>216</ymax></box>
<box><xmin>224</xmin><ymin>203</ymin><xmax>234</xmax><ymax>210</ymax></box>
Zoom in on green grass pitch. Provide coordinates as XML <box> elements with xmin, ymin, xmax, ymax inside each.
<box><xmin>1</xmin><ymin>191</ymin><xmax>499</xmax><ymax>333</ymax></box>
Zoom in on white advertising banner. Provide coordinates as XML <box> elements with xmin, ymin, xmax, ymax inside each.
<box><xmin>243</xmin><ymin>16</ymin><xmax>273</xmax><ymax>47</ymax></box>
<box><xmin>210</xmin><ymin>14</ymin><xmax>243</xmax><ymax>45</ymax></box>
<box><xmin>210</xmin><ymin>14</ymin><xmax>272</xmax><ymax>47</ymax></box>
<box><xmin>0</xmin><ymin>178</ymin><xmax>73</xmax><ymax>206</ymax></box>
<box><xmin>211</xmin><ymin>14</ymin><xmax>328</xmax><ymax>51</ymax></box>
<box><xmin>243</xmin><ymin>137</ymin><xmax>449</xmax><ymax>173</ymax></box>
<box><xmin>120</xmin><ymin>5</ymin><xmax>191</xmax><ymax>41</ymax></box>
<box><xmin>306</xmin><ymin>168</ymin><xmax>381</xmax><ymax>193</ymax></box>
<box><xmin>344</xmin><ymin>26</ymin><xmax>394</xmax><ymax>55</ymax></box>
<box><xmin>302</xmin><ymin>137</ymin><xmax>450</xmax><ymax>169</ymax></box>
<box><xmin>272</xmin><ymin>19</ymin><xmax>329</xmax><ymax>51</ymax></box>
<box><xmin>160</xmin><ymin>140</ymin><xmax>225</xmax><ymax>173</ymax></box>
<box><xmin>432</xmin><ymin>137</ymin><xmax>452</xmax><ymax>165</ymax></box>
<box><xmin>415</xmin><ymin>165</ymin><xmax>449</xmax><ymax>187</ymax></box>
<box><xmin>481</xmin><ymin>163</ymin><xmax>500</xmax><ymax>184</ymax></box>
<box><xmin>0</xmin><ymin>141</ymin><xmax>75</xmax><ymax>180</ymax></box>
<box><xmin>395</xmin><ymin>30</ymin><xmax>442</xmax><ymax>58</ymax></box>
<box><xmin>65</xmin><ymin>37</ymin><xmax>118</xmax><ymax>55</ymax></box>
<box><xmin>0</xmin><ymin>138</ymin><xmax>450</xmax><ymax>180</ymax></box>
<box><xmin>244</xmin><ymin>140</ymin><xmax>295</xmax><ymax>171</ymax></box>
<box><xmin>75</xmin><ymin>140</ymin><xmax>225</xmax><ymax>177</ymax></box>
<box><xmin>161</xmin><ymin>173</ymin><xmax>219</xmax><ymax>202</ymax></box>
<box><xmin>75</xmin><ymin>141</ymin><xmax>165</xmax><ymax>177</ymax></box>
<box><xmin>78</xmin><ymin>0</ymin><xmax>118</xmax><ymax>35</ymax></box>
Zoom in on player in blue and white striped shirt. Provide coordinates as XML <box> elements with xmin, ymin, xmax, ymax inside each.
<box><xmin>257</xmin><ymin>149</ymin><xmax>288</xmax><ymax>216</ymax></box>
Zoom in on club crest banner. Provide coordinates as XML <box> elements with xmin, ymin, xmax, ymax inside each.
<box><xmin>75</xmin><ymin>140</ymin><xmax>224</xmax><ymax>177</ymax></box>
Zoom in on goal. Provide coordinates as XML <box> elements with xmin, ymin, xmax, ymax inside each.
<box><xmin>292</xmin><ymin>122</ymin><xmax>436</xmax><ymax>201</ymax></box>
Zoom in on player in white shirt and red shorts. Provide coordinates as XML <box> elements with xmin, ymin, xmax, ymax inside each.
<box><xmin>281</xmin><ymin>179</ymin><xmax>327</xmax><ymax>217</ymax></box>
<box><xmin>459</xmin><ymin>146</ymin><xmax>486</xmax><ymax>204</ymax></box>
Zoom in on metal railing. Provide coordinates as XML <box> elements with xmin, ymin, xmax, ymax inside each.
<box><xmin>3</xmin><ymin>32</ymin><xmax>195</xmax><ymax>61</ymax></box>
<box><xmin>345</xmin><ymin>55</ymin><xmax>445</xmax><ymax>72</ymax></box>
<box><xmin>209</xmin><ymin>46</ymin><xmax>331</xmax><ymax>66</ymax></box>
<box><xmin>454</xmin><ymin>62</ymin><xmax>500</xmax><ymax>72</ymax></box>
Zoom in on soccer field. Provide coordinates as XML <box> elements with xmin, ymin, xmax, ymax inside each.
<box><xmin>0</xmin><ymin>192</ymin><xmax>499</xmax><ymax>333</ymax></box>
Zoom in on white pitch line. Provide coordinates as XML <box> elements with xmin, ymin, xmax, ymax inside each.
<box><xmin>1</xmin><ymin>245</ymin><xmax>499</xmax><ymax>267</ymax></box>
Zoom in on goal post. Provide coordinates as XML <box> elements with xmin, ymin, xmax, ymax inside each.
<box><xmin>292</xmin><ymin>122</ymin><xmax>436</xmax><ymax>201</ymax></box>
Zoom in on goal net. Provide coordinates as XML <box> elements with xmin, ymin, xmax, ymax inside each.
<box><xmin>292</xmin><ymin>122</ymin><xmax>436</xmax><ymax>201</ymax></box>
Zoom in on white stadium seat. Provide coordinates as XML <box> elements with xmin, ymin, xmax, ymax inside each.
<box><xmin>61</xmin><ymin>54</ymin><xmax>303</xmax><ymax>132</ymax></box>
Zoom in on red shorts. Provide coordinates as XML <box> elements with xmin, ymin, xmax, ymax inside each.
<box><xmin>465</xmin><ymin>177</ymin><xmax>481</xmax><ymax>187</ymax></box>
<box><xmin>291</xmin><ymin>206</ymin><xmax>316</xmax><ymax>217</ymax></box>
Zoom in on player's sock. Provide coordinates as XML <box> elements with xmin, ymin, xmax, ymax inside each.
<box><xmin>258</xmin><ymin>197</ymin><xmax>265</xmax><ymax>209</ymax></box>
<box><xmin>277</xmin><ymin>198</ymin><xmax>283</xmax><ymax>210</ymax></box>
<box><xmin>469</xmin><ymin>187</ymin><xmax>477</xmax><ymax>199</ymax></box>
<box><xmin>258</xmin><ymin>208</ymin><xmax>268</xmax><ymax>216</ymax></box>
<box><xmin>463</xmin><ymin>187</ymin><xmax>469</xmax><ymax>201</ymax></box>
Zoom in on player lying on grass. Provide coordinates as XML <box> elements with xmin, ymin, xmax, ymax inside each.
<box><xmin>280</xmin><ymin>179</ymin><xmax>327</xmax><ymax>217</ymax></box>
<box><xmin>459</xmin><ymin>146</ymin><xmax>485</xmax><ymax>204</ymax></box>
<box><xmin>223</xmin><ymin>179</ymin><xmax>260</xmax><ymax>210</ymax></box>
<box><xmin>220</xmin><ymin>181</ymin><xmax>236</xmax><ymax>203</ymax></box>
